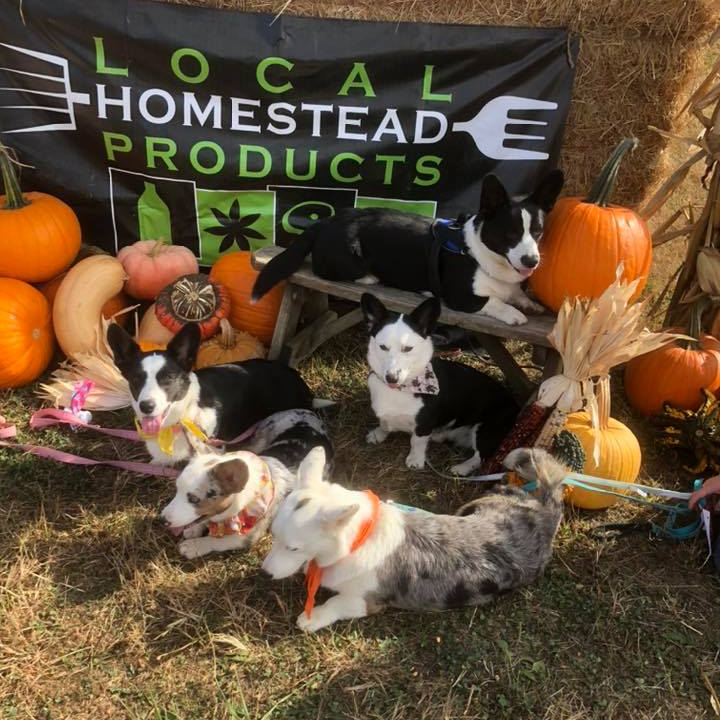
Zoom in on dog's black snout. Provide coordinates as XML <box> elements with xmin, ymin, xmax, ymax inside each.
<box><xmin>520</xmin><ymin>254</ymin><xmax>539</xmax><ymax>269</ymax></box>
<box><xmin>139</xmin><ymin>399</ymin><xmax>156</xmax><ymax>415</ymax></box>
<box><xmin>385</xmin><ymin>372</ymin><xmax>399</xmax><ymax>385</ymax></box>
<box><xmin>158</xmin><ymin>515</ymin><xmax>170</xmax><ymax>527</ymax></box>
<box><xmin>259</xmin><ymin>567</ymin><xmax>272</xmax><ymax>579</ymax></box>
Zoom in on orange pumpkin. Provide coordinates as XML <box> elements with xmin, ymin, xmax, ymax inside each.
<box><xmin>0</xmin><ymin>145</ymin><xmax>81</xmax><ymax>283</ymax></box>
<box><xmin>196</xmin><ymin>318</ymin><xmax>266</xmax><ymax>369</ymax></box>
<box><xmin>624</xmin><ymin>332</ymin><xmax>720</xmax><ymax>416</ymax></box>
<box><xmin>117</xmin><ymin>240</ymin><xmax>199</xmax><ymax>300</ymax></box>
<box><xmin>209</xmin><ymin>251</ymin><xmax>284</xmax><ymax>345</ymax></box>
<box><xmin>0</xmin><ymin>278</ymin><xmax>54</xmax><ymax>387</ymax></box>
<box><xmin>530</xmin><ymin>139</ymin><xmax>652</xmax><ymax>311</ymax></box>
<box><xmin>40</xmin><ymin>273</ymin><xmax>131</xmax><ymax>327</ymax></box>
<box><xmin>155</xmin><ymin>274</ymin><xmax>230</xmax><ymax>340</ymax></box>
<box><xmin>138</xmin><ymin>341</ymin><xmax>166</xmax><ymax>353</ymax></box>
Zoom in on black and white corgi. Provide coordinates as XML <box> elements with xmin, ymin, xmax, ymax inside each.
<box><xmin>107</xmin><ymin>322</ymin><xmax>324</xmax><ymax>466</ymax></box>
<box><xmin>360</xmin><ymin>293</ymin><xmax>519</xmax><ymax>475</ymax></box>
<box><xmin>252</xmin><ymin>171</ymin><xmax>563</xmax><ymax>326</ymax></box>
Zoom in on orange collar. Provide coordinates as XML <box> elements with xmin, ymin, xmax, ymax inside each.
<box><xmin>304</xmin><ymin>490</ymin><xmax>381</xmax><ymax>619</ymax></box>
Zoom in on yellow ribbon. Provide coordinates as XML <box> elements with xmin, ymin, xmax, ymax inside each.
<box><xmin>135</xmin><ymin>417</ymin><xmax>208</xmax><ymax>456</ymax></box>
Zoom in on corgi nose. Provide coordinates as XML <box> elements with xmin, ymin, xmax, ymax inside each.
<box><xmin>520</xmin><ymin>254</ymin><xmax>539</xmax><ymax>269</ymax></box>
<box><xmin>385</xmin><ymin>372</ymin><xmax>399</xmax><ymax>385</ymax></box>
<box><xmin>139</xmin><ymin>399</ymin><xmax>156</xmax><ymax>415</ymax></box>
<box><xmin>158</xmin><ymin>515</ymin><xmax>170</xmax><ymax>527</ymax></box>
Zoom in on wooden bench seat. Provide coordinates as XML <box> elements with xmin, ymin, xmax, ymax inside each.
<box><xmin>252</xmin><ymin>246</ymin><xmax>560</xmax><ymax>399</ymax></box>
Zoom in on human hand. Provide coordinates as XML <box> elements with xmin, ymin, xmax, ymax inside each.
<box><xmin>688</xmin><ymin>475</ymin><xmax>720</xmax><ymax>510</ymax></box>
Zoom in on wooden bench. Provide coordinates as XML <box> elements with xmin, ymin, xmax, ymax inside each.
<box><xmin>252</xmin><ymin>246</ymin><xmax>560</xmax><ymax>400</ymax></box>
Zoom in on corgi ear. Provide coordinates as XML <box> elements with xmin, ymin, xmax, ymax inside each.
<box><xmin>360</xmin><ymin>293</ymin><xmax>387</xmax><ymax>333</ymax></box>
<box><xmin>528</xmin><ymin>169</ymin><xmax>564</xmax><ymax>213</ymax></box>
<box><xmin>166</xmin><ymin>323</ymin><xmax>201</xmax><ymax>372</ymax></box>
<box><xmin>211</xmin><ymin>458</ymin><xmax>249</xmax><ymax>495</ymax></box>
<box><xmin>319</xmin><ymin>503</ymin><xmax>360</xmax><ymax>527</ymax></box>
<box><xmin>478</xmin><ymin>174</ymin><xmax>509</xmax><ymax>218</ymax></box>
<box><xmin>406</xmin><ymin>297</ymin><xmax>441</xmax><ymax>338</ymax></box>
<box><xmin>297</xmin><ymin>446</ymin><xmax>327</xmax><ymax>489</ymax></box>
<box><xmin>106</xmin><ymin>323</ymin><xmax>140</xmax><ymax>370</ymax></box>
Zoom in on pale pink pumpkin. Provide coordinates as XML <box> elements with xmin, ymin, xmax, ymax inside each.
<box><xmin>117</xmin><ymin>240</ymin><xmax>199</xmax><ymax>300</ymax></box>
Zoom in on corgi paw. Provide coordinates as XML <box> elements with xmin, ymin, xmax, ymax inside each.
<box><xmin>516</xmin><ymin>297</ymin><xmax>545</xmax><ymax>314</ymax></box>
<box><xmin>178</xmin><ymin>538</ymin><xmax>209</xmax><ymax>559</ymax></box>
<box><xmin>405</xmin><ymin>451</ymin><xmax>426</xmax><ymax>470</ymax></box>
<box><xmin>450</xmin><ymin>457</ymin><xmax>481</xmax><ymax>477</ymax></box>
<box><xmin>498</xmin><ymin>306</ymin><xmax>528</xmax><ymax>326</ymax></box>
<box><xmin>296</xmin><ymin>611</ymin><xmax>328</xmax><ymax>633</ymax></box>
<box><xmin>366</xmin><ymin>427</ymin><xmax>388</xmax><ymax>445</ymax></box>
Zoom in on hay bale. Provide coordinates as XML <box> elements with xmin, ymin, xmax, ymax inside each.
<box><xmin>154</xmin><ymin>0</ymin><xmax>716</xmax><ymax>205</ymax></box>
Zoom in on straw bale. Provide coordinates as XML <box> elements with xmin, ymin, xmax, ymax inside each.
<box><xmin>153</xmin><ymin>0</ymin><xmax>718</xmax><ymax>205</ymax></box>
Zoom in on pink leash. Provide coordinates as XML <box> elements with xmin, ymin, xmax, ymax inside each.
<box><xmin>0</xmin><ymin>410</ymin><xmax>259</xmax><ymax>479</ymax></box>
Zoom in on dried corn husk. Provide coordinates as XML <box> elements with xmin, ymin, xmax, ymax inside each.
<box><xmin>697</xmin><ymin>248</ymin><xmax>720</xmax><ymax>296</ymax></box>
<box><xmin>537</xmin><ymin>266</ymin><xmax>686</xmax><ymax>462</ymax></box>
<box><xmin>639</xmin><ymin>41</ymin><xmax>720</xmax><ymax>326</ymax></box>
<box><xmin>37</xmin><ymin>317</ymin><xmax>131</xmax><ymax>410</ymax></box>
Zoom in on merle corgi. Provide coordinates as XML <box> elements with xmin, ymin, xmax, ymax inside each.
<box><xmin>252</xmin><ymin>171</ymin><xmax>563</xmax><ymax>326</ymax></box>
<box><xmin>107</xmin><ymin>322</ymin><xmax>326</xmax><ymax>466</ymax></box>
<box><xmin>262</xmin><ymin>446</ymin><xmax>565</xmax><ymax>632</ymax></box>
<box><xmin>360</xmin><ymin>293</ymin><xmax>519</xmax><ymax>475</ymax></box>
<box><xmin>159</xmin><ymin>409</ymin><xmax>334</xmax><ymax>559</ymax></box>
<box><xmin>240</xmin><ymin>408</ymin><xmax>334</xmax><ymax>473</ymax></box>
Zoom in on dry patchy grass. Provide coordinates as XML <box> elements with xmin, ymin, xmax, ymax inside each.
<box><xmin>1</xmin><ymin>330</ymin><xmax>719</xmax><ymax>720</ymax></box>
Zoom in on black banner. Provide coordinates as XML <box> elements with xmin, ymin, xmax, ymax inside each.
<box><xmin>0</xmin><ymin>0</ymin><xmax>578</xmax><ymax>265</ymax></box>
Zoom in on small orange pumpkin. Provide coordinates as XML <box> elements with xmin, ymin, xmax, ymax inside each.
<box><xmin>117</xmin><ymin>239</ymin><xmax>199</xmax><ymax>300</ymax></box>
<box><xmin>209</xmin><ymin>251</ymin><xmax>284</xmax><ymax>345</ymax></box>
<box><xmin>530</xmin><ymin>139</ymin><xmax>652</xmax><ymax>311</ymax></box>
<box><xmin>196</xmin><ymin>318</ymin><xmax>266</xmax><ymax>369</ymax></box>
<box><xmin>0</xmin><ymin>144</ymin><xmax>81</xmax><ymax>283</ymax></box>
<box><xmin>155</xmin><ymin>274</ymin><xmax>230</xmax><ymax>340</ymax></box>
<box><xmin>138</xmin><ymin>341</ymin><xmax>166</xmax><ymax>353</ymax></box>
<box><xmin>0</xmin><ymin>278</ymin><xmax>55</xmax><ymax>387</ymax></box>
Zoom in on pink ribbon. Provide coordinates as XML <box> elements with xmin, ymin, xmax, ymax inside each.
<box><xmin>0</xmin><ymin>410</ymin><xmax>261</xmax><ymax>480</ymax></box>
<box><xmin>0</xmin><ymin>415</ymin><xmax>178</xmax><ymax>478</ymax></box>
<box><xmin>70</xmin><ymin>380</ymin><xmax>95</xmax><ymax>415</ymax></box>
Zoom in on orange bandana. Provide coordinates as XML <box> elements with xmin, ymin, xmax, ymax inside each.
<box><xmin>304</xmin><ymin>489</ymin><xmax>381</xmax><ymax>619</ymax></box>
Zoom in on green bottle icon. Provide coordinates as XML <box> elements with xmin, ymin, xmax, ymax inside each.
<box><xmin>137</xmin><ymin>181</ymin><xmax>172</xmax><ymax>243</ymax></box>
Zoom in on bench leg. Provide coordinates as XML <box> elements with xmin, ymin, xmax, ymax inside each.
<box><xmin>268</xmin><ymin>285</ymin><xmax>305</xmax><ymax>362</ymax></box>
<box><xmin>539</xmin><ymin>348</ymin><xmax>562</xmax><ymax>384</ymax></box>
<box><xmin>286</xmin><ymin>308</ymin><xmax>364</xmax><ymax>368</ymax></box>
<box><xmin>475</xmin><ymin>333</ymin><xmax>535</xmax><ymax>402</ymax></box>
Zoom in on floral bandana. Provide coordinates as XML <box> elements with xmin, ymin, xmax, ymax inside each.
<box><xmin>208</xmin><ymin>459</ymin><xmax>274</xmax><ymax>538</ymax></box>
<box><xmin>372</xmin><ymin>365</ymin><xmax>440</xmax><ymax>395</ymax></box>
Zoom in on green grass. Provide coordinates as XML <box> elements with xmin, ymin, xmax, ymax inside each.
<box><xmin>1</xmin><ymin>329</ymin><xmax>719</xmax><ymax>719</ymax></box>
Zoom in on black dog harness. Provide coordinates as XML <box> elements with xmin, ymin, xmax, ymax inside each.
<box><xmin>427</xmin><ymin>217</ymin><xmax>469</xmax><ymax>299</ymax></box>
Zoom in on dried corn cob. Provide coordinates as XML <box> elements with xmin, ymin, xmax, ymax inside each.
<box><xmin>482</xmin><ymin>402</ymin><xmax>550</xmax><ymax>473</ymax></box>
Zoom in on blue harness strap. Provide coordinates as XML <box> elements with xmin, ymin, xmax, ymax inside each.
<box><xmin>427</xmin><ymin>217</ymin><xmax>468</xmax><ymax>299</ymax></box>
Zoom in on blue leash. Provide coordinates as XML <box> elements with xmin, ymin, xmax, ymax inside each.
<box><xmin>521</xmin><ymin>477</ymin><xmax>704</xmax><ymax>540</ymax></box>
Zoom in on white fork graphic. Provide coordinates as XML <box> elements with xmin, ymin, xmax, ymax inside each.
<box><xmin>452</xmin><ymin>96</ymin><xmax>558</xmax><ymax>161</ymax></box>
<box><xmin>0</xmin><ymin>42</ymin><xmax>91</xmax><ymax>133</ymax></box>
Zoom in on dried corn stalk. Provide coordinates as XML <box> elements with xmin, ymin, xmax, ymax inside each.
<box><xmin>639</xmin><ymin>36</ymin><xmax>720</xmax><ymax>327</ymax></box>
<box><xmin>537</xmin><ymin>266</ymin><xmax>685</xmax><ymax>462</ymax></box>
<box><xmin>37</xmin><ymin>318</ymin><xmax>130</xmax><ymax>410</ymax></box>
